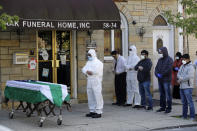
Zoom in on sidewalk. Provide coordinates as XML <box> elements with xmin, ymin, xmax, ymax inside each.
<box><xmin>0</xmin><ymin>99</ymin><xmax>197</xmax><ymax>131</ymax></box>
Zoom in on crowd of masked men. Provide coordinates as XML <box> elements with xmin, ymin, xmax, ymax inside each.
<box><xmin>110</xmin><ymin>46</ymin><xmax>197</xmax><ymax>121</ymax></box>
<box><xmin>82</xmin><ymin>46</ymin><xmax>197</xmax><ymax>119</ymax></box>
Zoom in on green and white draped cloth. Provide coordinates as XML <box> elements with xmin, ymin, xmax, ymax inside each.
<box><xmin>4</xmin><ymin>80</ymin><xmax>70</xmax><ymax>107</ymax></box>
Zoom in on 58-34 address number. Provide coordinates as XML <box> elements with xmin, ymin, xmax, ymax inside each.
<box><xmin>103</xmin><ymin>22</ymin><xmax>118</xmax><ymax>29</ymax></box>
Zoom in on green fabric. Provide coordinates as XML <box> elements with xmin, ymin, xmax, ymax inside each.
<box><xmin>29</xmin><ymin>81</ymin><xmax>63</xmax><ymax>107</ymax></box>
<box><xmin>4</xmin><ymin>86</ymin><xmax>47</xmax><ymax>104</ymax></box>
<box><xmin>5</xmin><ymin>81</ymin><xmax>70</xmax><ymax>107</ymax></box>
<box><xmin>64</xmin><ymin>94</ymin><xmax>70</xmax><ymax>101</ymax></box>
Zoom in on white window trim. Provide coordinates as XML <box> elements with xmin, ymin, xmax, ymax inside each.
<box><xmin>104</xmin><ymin>12</ymin><xmax>128</xmax><ymax>61</ymax></box>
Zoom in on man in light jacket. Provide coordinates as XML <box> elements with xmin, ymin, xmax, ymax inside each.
<box><xmin>194</xmin><ymin>51</ymin><xmax>197</xmax><ymax>86</ymax></box>
<box><xmin>177</xmin><ymin>54</ymin><xmax>195</xmax><ymax>120</ymax></box>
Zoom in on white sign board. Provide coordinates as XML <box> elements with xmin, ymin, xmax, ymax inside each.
<box><xmin>13</xmin><ymin>52</ymin><xmax>29</xmax><ymax>64</ymax></box>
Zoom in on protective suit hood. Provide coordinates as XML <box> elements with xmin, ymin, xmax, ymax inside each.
<box><xmin>129</xmin><ymin>45</ymin><xmax>137</xmax><ymax>56</ymax></box>
<box><xmin>126</xmin><ymin>45</ymin><xmax>140</xmax><ymax>73</ymax></box>
<box><xmin>88</xmin><ymin>49</ymin><xmax>97</xmax><ymax>60</ymax></box>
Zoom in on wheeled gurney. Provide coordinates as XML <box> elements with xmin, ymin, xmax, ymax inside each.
<box><xmin>4</xmin><ymin>80</ymin><xmax>71</xmax><ymax>127</ymax></box>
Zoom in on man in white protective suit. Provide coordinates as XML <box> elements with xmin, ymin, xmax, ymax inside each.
<box><xmin>124</xmin><ymin>45</ymin><xmax>141</xmax><ymax>108</ymax></box>
<box><xmin>82</xmin><ymin>49</ymin><xmax>104</xmax><ymax>118</ymax></box>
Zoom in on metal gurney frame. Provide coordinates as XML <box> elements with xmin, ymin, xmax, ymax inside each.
<box><xmin>4</xmin><ymin>80</ymin><xmax>71</xmax><ymax>127</ymax></box>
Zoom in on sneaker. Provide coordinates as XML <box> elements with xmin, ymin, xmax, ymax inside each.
<box><xmin>123</xmin><ymin>104</ymin><xmax>132</xmax><ymax>107</ymax></box>
<box><xmin>190</xmin><ymin>118</ymin><xmax>195</xmax><ymax>121</ymax></box>
<box><xmin>146</xmin><ymin>107</ymin><xmax>153</xmax><ymax>111</ymax></box>
<box><xmin>86</xmin><ymin>112</ymin><xmax>96</xmax><ymax>117</ymax></box>
<box><xmin>156</xmin><ymin>108</ymin><xmax>165</xmax><ymax>112</ymax></box>
<box><xmin>92</xmin><ymin>113</ymin><xmax>102</xmax><ymax>118</ymax></box>
<box><xmin>164</xmin><ymin>109</ymin><xmax>171</xmax><ymax>113</ymax></box>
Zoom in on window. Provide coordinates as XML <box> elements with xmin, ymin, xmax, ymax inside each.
<box><xmin>156</xmin><ymin>38</ymin><xmax>163</xmax><ymax>51</ymax></box>
<box><xmin>114</xmin><ymin>29</ymin><xmax>122</xmax><ymax>55</ymax></box>
<box><xmin>104</xmin><ymin>30</ymin><xmax>111</xmax><ymax>56</ymax></box>
<box><xmin>104</xmin><ymin>29</ymin><xmax>122</xmax><ymax>56</ymax></box>
<box><xmin>153</xmin><ymin>15</ymin><xmax>168</xmax><ymax>26</ymax></box>
<box><xmin>104</xmin><ymin>12</ymin><xmax>128</xmax><ymax>59</ymax></box>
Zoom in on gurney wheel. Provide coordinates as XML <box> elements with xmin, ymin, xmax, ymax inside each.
<box><xmin>39</xmin><ymin>122</ymin><xmax>43</xmax><ymax>127</ymax></box>
<box><xmin>9</xmin><ymin>112</ymin><xmax>14</xmax><ymax>119</ymax></box>
<box><xmin>57</xmin><ymin>119</ymin><xmax>62</xmax><ymax>125</ymax></box>
<box><xmin>26</xmin><ymin>110</ymin><xmax>31</xmax><ymax>117</ymax></box>
<box><xmin>66</xmin><ymin>104</ymin><xmax>72</xmax><ymax>112</ymax></box>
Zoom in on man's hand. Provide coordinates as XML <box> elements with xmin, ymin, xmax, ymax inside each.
<box><xmin>174</xmin><ymin>67</ymin><xmax>179</xmax><ymax>71</ymax></box>
<box><xmin>157</xmin><ymin>73</ymin><xmax>162</xmax><ymax>78</ymax></box>
<box><xmin>87</xmin><ymin>71</ymin><xmax>93</xmax><ymax>75</ymax></box>
<box><xmin>138</xmin><ymin>66</ymin><xmax>143</xmax><ymax>71</ymax></box>
<box><xmin>129</xmin><ymin>68</ymin><xmax>134</xmax><ymax>70</ymax></box>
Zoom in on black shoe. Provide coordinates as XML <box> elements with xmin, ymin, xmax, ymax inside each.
<box><xmin>132</xmin><ymin>105</ymin><xmax>141</xmax><ymax>108</ymax></box>
<box><xmin>92</xmin><ymin>113</ymin><xmax>102</xmax><ymax>118</ymax></box>
<box><xmin>112</xmin><ymin>102</ymin><xmax>118</xmax><ymax>105</ymax></box>
<box><xmin>156</xmin><ymin>108</ymin><xmax>165</xmax><ymax>112</ymax></box>
<box><xmin>123</xmin><ymin>104</ymin><xmax>132</xmax><ymax>107</ymax></box>
<box><xmin>86</xmin><ymin>112</ymin><xmax>96</xmax><ymax>117</ymax></box>
<box><xmin>146</xmin><ymin>107</ymin><xmax>153</xmax><ymax>111</ymax></box>
<box><xmin>164</xmin><ymin>109</ymin><xmax>171</xmax><ymax>113</ymax></box>
<box><xmin>118</xmin><ymin>103</ymin><xmax>125</xmax><ymax>106</ymax></box>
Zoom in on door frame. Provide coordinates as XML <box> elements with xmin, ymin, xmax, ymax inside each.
<box><xmin>36</xmin><ymin>30</ymin><xmax>74</xmax><ymax>97</ymax></box>
<box><xmin>152</xmin><ymin>26</ymin><xmax>174</xmax><ymax>91</ymax></box>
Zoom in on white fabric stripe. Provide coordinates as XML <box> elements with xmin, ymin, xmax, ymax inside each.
<box><xmin>6</xmin><ymin>80</ymin><xmax>41</xmax><ymax>91</ymax></box>
<box><xmin>36</xmin><ymin>81</ymin><xmax>68</xmax><ymax>101</ymax></box>
<box><xmin>40</xmin><ymin>86</ymin><xmax>53</xmax><ymax>103</ymax></box>
<box><xmin>61</xmin><ymin>85</ymin><xmax>68</xmax><ymax>101</ymax></box>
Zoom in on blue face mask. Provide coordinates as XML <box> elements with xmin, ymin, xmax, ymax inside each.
<box><xmin>88</xmin><ymin>56</ymin><xmax>93</xmax><ymax>61</ymax></box>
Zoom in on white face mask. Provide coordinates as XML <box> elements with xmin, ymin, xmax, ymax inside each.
<box><xmin>159</xmin><ymin>54</ymin><xmax>163</xmax><ymax>58</ymax></box>
<box><xmin>141</xmin><ymin>55</ymin><xmax>145</xmax><ymax>59</ymax></box>
<box><xmin>129</xmin><ymin>51</ymin><xmax>134</xmax><ymax>56</ymax></box>
<box><xmin>182</xmin><ymin>60</ymin><xmax>186</xmax><ymax>65</ymax></box>
<box><xmin>175</xmin><ymin>57</ymin><xmax>179</xmax><ymax>60</ymax></box>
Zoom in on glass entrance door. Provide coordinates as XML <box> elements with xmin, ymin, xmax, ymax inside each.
<box><xmin>56</xmin><ymin>31</ymin><xmax>71</xmax><ymax>87</ymax></box>
<box><xmin>38</xmin><ymin>31</ymin><xmax>71</xmax><ymax>90</ymax></box>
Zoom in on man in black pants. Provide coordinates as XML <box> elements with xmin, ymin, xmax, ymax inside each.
<box><xmin>111</xmin><ymin>51</ymin><xmax>127</xmax><ymax>106</ymax></box>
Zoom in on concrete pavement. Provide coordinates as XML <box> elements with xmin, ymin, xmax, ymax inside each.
<box><xmin>0</xmin><ymin>98</ymin><xmax>197</xmax><ymax>131</ymax></box>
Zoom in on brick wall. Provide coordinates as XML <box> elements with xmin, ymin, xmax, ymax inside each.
<box><xmin>77</xmin><ymin>30</ymin><xmax>106</xmax><ymax>102</ymax></box>
<box><xmin>0</xmin><ymin>30</ymin><xmax>37</xmax><ymax>102</ymax></box>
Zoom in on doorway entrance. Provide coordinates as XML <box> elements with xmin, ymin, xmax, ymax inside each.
<box><xmin>37</xmin><ymin>31</ymin><xmax>71</xmax><ymax>93</ymax></box>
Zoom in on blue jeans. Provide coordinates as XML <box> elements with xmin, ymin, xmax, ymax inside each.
<box><xmin>158</xmin><ymin>81</ymin><xmax>172</xmax><ymax>110</ymax></box>
<box><xmin>139</xmin><ymin>81</ymin><xmax>153</xmax><ymax>108</ymax></box>
<box><xmin>180</xmin><ymin>88</ymin><xmax>195</xmax><ymax>119</ymax></box>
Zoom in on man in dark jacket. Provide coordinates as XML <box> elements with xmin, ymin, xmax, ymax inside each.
<box><xmin>135</xmin><ymin>50</ymin><xmax>153</xmax><ymax>110</ymax></box>
<box><xmin>155</xmin><ymin>47</ymin><xmax>173</xmax><ymax>113</ymax></box>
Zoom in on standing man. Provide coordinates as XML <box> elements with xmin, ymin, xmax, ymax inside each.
<box><xmin>194</xmin><ymin>51</ymin><xmax>197</xmax><ymax>87</ymax></box>
<box><xmin>125</xmin><ymin>45</ymin><xmax>141</xmax><ymax>108</ymax></box>
<box><xmin>177</xmin><ymin>54</ymin><xmax>195</xmax><ymax>120</ymax></box>
<box><xmin>82</xmin><ymin>49</ymin><xmax>104</xmax><ymax>118</ymax></box>
<box><xmin>111</xmin><ymin>51</ymin><xmax>127</xmax><ymax>106</ymax></box>
<box><xmin>135</xmin><ymin>50</ymin><xmax>153</xmax><ymax>110</ymax></box>
<box><xmin>172</xmin><ymin>52</ymin><xmax>182</xmax><ymax>99</ymax></box>
<box><xmin>155</xmin><ymin>47</ymin><xmax>173</xmax><ymax>113</ymax></box>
